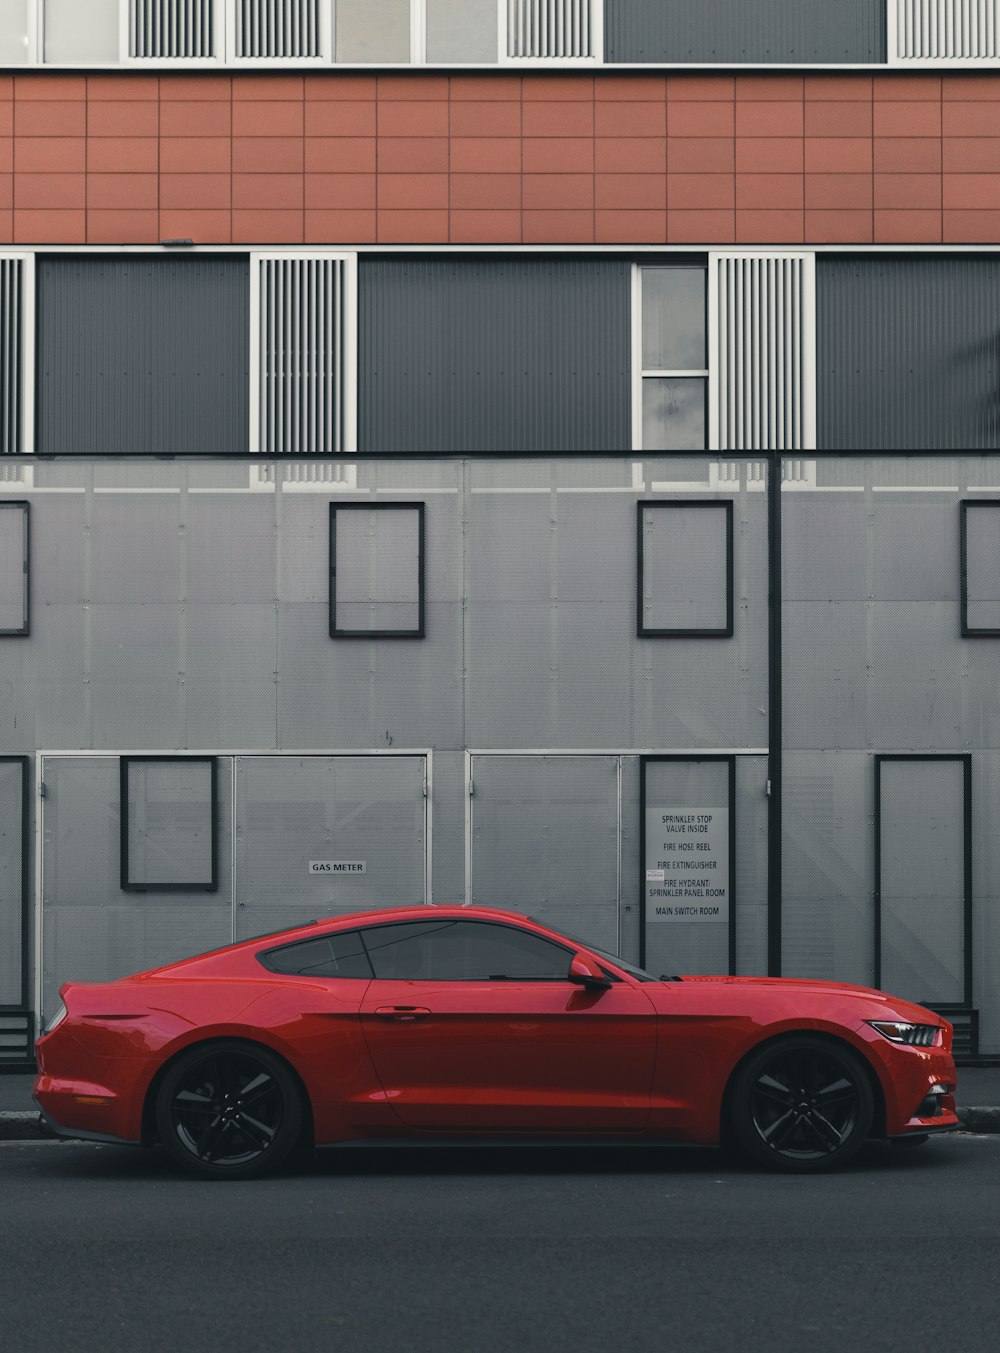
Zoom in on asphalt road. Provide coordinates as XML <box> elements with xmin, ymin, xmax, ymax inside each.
<box><xmin>1</xmin><ymin>1134</ymin><xmax>998</xmax><ymax>1353</ymax></box>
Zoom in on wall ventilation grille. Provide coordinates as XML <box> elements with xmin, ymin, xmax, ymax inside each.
<box><xmin>713</xmin><ymin>255</ymin><xmax>815</xmax><ymax>453</ymax></box>
<box><xmin>257</xmin><ymin>257</ymin><xmax>350</xmax><ymax>455</ymax></box>
<box><xmin>0</xmin><ymin>259</ymin><xmax>23</xmax><ymax>457</ymax></box>
<box><xmin>130</xmin><ymin>0</ymin><xmax>217</xmax><ymax>59</ymax></box>
<box><xmin>507</xmin><ymin>0</ymin><xmax>595</xmax><ymax>58</ymax></box>
<box><xmin>234</xmin><ymin>0</ymin><xmax>322</xmax><ymax>58</ymax></box>
<box><xmin>894</xmin><ymin>0</ymin><xmax>1000</xmax><ymax>58</ymax></box>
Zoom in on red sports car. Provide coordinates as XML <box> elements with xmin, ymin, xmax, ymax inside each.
<box><xmin>34</xmin><ymin>906</ymin><xmax>958</xmax><ymax>1179</ymax></box>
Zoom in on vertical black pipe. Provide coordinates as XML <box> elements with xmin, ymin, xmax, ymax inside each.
<box><xmin>767</xmin><ymin>452</ymin><xmax>782</xmax><ymax>976</ymax></box>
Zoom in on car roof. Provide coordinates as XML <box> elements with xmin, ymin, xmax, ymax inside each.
<box><xmin>315</xmin><ymin>904</ymin><xmax>533</xmax><ymax>928</ymax></box>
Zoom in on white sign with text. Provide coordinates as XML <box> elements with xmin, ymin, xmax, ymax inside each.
<box><xmin>645</xmin><ymin>807</ymin><xmax>729</xmax><ymax>923</ymax></box>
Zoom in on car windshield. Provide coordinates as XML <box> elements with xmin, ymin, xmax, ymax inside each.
<box><xmin>529</xmin><ymin>922</ymin><xmax>659</xmax><ymax>983</ymax></box>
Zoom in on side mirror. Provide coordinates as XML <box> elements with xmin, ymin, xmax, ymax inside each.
<box><xmin>568</xmin><ymin>951</ymin><xmax>612</xmax><ymax>992</ymax></box>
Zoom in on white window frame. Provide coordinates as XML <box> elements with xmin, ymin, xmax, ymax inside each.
<box><xmin>888</xmin><ymin>1</ymin><xmax>1000</xmax><ymax>67</ymax></box>
<box><xmin>0</xmin><ymin>253</ymin><xmax>36</xmax><ymax>458</ymax></box>
<box><xmin>631</xmin><ymin>262</ymin><xmax>710</xmax><ymax>454</ymax></box>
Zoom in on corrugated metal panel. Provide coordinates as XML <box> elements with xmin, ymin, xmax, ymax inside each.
<box><xmin>235</xmin><ymin>0</ymin><xmax>322</xmax><ymax>58</ymax></box>
<box><xmin>37</xmin><ymin>257</ymin><xmax>248</xmax><ymax>456</ymax></box>
<box><xmin>507</xmin><ymin>0</ymin><xmax>596</xmax><ymax>58</ymax></box>
<box><xmin>0</xmin><ymin>258</ymin><xmax>22</xmax><ymax>457</ymax></box>
<box><xmin>606</xmin><ymin>0</ymin><xmax>885</xmax><ymax>62</ymax></box>
<box><xmin>817</xmin><ymin>258</ymin><xmax>1000</xmax><ymax>451</ymax></box>
<box><xmin>131</xmin><ymin>0</ymin><xmax>216</xmax><ymax>58</ymax></box>
<box><xmin>894</xmin><ymin>1</ymin><xmax>999</xmax><ymax>59</ymax></box>
<box><xmin>359</xmin><ymin>259</ymin><xmax>631</xmax><ymax>453</ymax></box>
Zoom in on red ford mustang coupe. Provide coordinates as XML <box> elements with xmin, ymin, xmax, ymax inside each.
<box><xmin>34</xmin><ymin>906</ymin><xmax>958</xmax><ymax>1179</ymax></box>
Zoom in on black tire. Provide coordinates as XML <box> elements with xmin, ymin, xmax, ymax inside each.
<box><xmin>154</xmin><ymin>1040</ymin><xmax>304</xmax><ymax>1180</ymax></box>
<box><xmin>729</xmin><ymin>1036</ymin><xmax>875</xmax><ymax>1174</ymax></box>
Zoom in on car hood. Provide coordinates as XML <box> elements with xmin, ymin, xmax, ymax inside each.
<box><xmin>654</xmin><ymin>974</ymin><xmax>943</xmax><ymax>1024</ymax></box>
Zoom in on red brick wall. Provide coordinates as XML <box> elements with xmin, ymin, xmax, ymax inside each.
<box><xmin>2</xmin><ymin>70</ymin><xmax>1000</xmax><ymax>246</ymax></box>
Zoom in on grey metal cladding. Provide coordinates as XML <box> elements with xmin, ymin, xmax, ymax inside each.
<box><xmin>359</xmin><ymin>258</ymin><xmax>631</xmax><ymax>453</ymax></box>
<box><xmin>818</xmin><ymin>258</ymin><xmax>1000</xmax><ymax>451</ymax></box>
<box><xmin>37</xmin><ymin>257</ymin><xmax>249</xmax><ymax>456</ymax></box>
<box><xmin>605</xmin><ymin>0</ymin><xmax>885</xmax><ymax>62</ymax></box>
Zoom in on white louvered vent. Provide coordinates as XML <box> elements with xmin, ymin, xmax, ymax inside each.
<box><xmin>507</xmin><ymin>0</ymin><xmax>597</xmax><ymax>59</ymax></box>
<box><xmin>1</xmin><ymin>259</ymin><xmax>24</xmax><ymax>458</ymax></box>
<box><xmin>711</xmin><ymin>254</ymin><xmax>816</xmax><ymax>454</ymax></box>
<box><xmin>234</xmin><ymin>0</ymin><xmax>323</xmax><ymax>59</ymax></box>
<box><xmin>254</xmin><ymin>256</ymin><xmax>355</xmax><ymax>455</ymax></box>
<box><xmin>130</xmin><ymin>0</ymin><xmax>217</xmax><ymax>59</ymax></box>
<box><xmin>892</xmin><ymin>0</ymin><xmax>1000</xmax><ymax>60</ymax></box>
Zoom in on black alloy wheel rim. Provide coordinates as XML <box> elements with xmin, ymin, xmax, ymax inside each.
<box><xmin>169</xmin><ymin>1052</ymin><xmax>284</xmax><ymax>1167</ymax></box>
<box><xmin>749</xmin><ymin>1049</ymin><xmax>861</xmax><ymax>1160</ymax></box>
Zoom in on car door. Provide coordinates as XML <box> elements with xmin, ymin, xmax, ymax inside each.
<box><xmin>357</xmin><ymin>918</ymin><xmax>657</xmax><ymax>1132</ymax></box>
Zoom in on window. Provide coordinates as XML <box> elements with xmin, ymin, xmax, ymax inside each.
<box><xmin>890</xmin><ymin>0</ymin><xmax>1000</xmax><ymax>63</ymax></box>
<box><xmin>260</xmin><ymin>931</ymin><xmax>373</xmax><ymax>978</ymax></box>
<box><xmin>0</xmin><ymin>502</ymin><xmax>29</xmax><ymax>638</ymax></box>
<box><xmin>635</xmin><ymin>265</ymin><xmax>708</xmax><ymax>452</ymax></box>
<box><xmin>0</xmin><ymin>256</ymin><xmax>29</xmax><ymax>457</ymax></box>
<box><xmin>330</xmin><ymin>502</ymin><xmax>425</xmax><ymax>639</ymax></box>
<box><xmin>961</xmin><ymin>500</ymin><xmax>1000</xmax><ymax>637</ymax></box>
<box><xmin>120</xmin><ymin>757</ymin><xmax>219</xmax><ymax>892</ymax></box>
<box><xmin>637</xmin><ymin>500</ymin><xmax>733</xmax><ymax>638</ymax></box>
<box><xmin>0</xmin><ymin>2</ymin><xmax>32</xmax><ymax>62</ymax></box>
<box><xmin>360</xmin><ymin>919</ymin><xmax>572</xmax><ymax>980</ymax></box>
<box><xmin>46</xmin><ymin>0</ymin><xmax>120</xmax><ymax>63</ymax></box>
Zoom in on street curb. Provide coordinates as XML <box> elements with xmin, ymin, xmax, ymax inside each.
<box><xmin>0</xmin><ymin>1112</ymin><xmax>43</xmax><ymax>1141</ymax></box>
<box><xmin>957</xmin><ymin>1106</ymin><xmax>1000</xmax><ymax>1134</ymax></box>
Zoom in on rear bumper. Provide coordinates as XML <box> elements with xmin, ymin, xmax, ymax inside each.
<box><xmin>34</xmin><ymin>1096</ymin><xmax>140</xmax><ymax>1147</ymax></box>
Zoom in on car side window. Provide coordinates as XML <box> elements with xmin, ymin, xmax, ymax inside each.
<box><xmin>360</xmin><ymin>920</ymin><xmax>571</xmax><ymax>982</ymax></box>
<box><xmin>260</xmin><ymin>931</ymin><xmax>373</xmax><ymax>979</ymax></box>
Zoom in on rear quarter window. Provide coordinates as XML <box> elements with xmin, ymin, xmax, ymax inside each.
<box><xmin>259</xmin><ymin>931</ymin><xmax>373</xmax><ymax>979</ymax></box>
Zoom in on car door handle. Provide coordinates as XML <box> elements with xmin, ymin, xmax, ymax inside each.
<box><xmin>373</xmin><ymin>1006</ymin><xmax>431</xmax><ymax>1021</ymax></box>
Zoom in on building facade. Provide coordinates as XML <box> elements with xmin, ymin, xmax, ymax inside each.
<box><xmin>2</xmin><ymin>1</ymin><xmax>1000</xmax><ymax>1067</ymax></box>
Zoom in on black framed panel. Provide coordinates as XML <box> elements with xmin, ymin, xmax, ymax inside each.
<box><xmin>636</xmin><ymin>500</ymin><xmax>734</xmax><ymax>638</ymax></box>
<box><xmin>329</xmin><ymin>502</ymin><xmax>426</xmax><ymax>640</ymax></box>
<box><xmin>0</xmin><ymin>755</ymin><xmax>30</xmax><ymax>1015</ymax></box>
<box><xmin>120</xmin><ymin>756</ymin><xmax>219</xmax><ymax>893</ymax></box>
<box><xmin>640</xmin><ymin>754</ymin><xmax>736</xmax><ymax>976</ymax></box>
<box><xmin>874</xmin><ymin>754</ymin><xmax>973</xmax><ymax>1012</ymax></box>
<box><xmin>960</xmin><ymin>500</ymin><xmax>1000</xmax><ymax>638</ymax></box>
<box><xmin>0</xmin><ymin>500</ymin><xmax>29</xmax><ymax>637</ymax></box>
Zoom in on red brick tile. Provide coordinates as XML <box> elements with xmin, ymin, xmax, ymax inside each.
<box><xmin>305</xmin><ymin>209</ymin><xmax>376</xmax><ymax>242</ymax></box>
<box><xmin>944</xmin><ymin>138</ymin><xmax>1000</xmax><ymax>172</ymax></box>
<box><xmin>159</xmin><ymin>137</ymin><xmax>232</xmax><ymax>174</ymax></box>
<box><xmin>377</xmin><ymin>173</ymin><xmax>449</xmax><ymax>209</ymax></box>
<box><xmin>450</xmin><ymin>210</ymin><xmax>522</xmax><ymax>242</ymax></box>
<box><xmin>804</xmin><ymin>137</ymin><xmax>872</xmax><ymax>173</ymax></box>
<box><xmin>88</xmin><ymin>102</ymin><xmax>159</xmax><ymax>136</ymax></box>
<box><xmin>376</xmin><ymin>209</ymin><xmax>450</xmax><ymax>242</ymax></box>
<box><xmin>668</xmin><ymin>174</ymin><xmax>735</xmax><ymax>210</ymax></box>
<box><xmin>596</xmin><ymin>137</ymin><xmax>665</xmax><ymax>173</ymax></box>
<box><xmin>377</xmin><ymin>137</ymin><xmax>449</xmax><ymax>173</ymax></box>
<box><xmin>943</xmin><ymin>77</ymin><xmax>1000</xmax><ymax>100</ymax></box>
<box><xmin>523</xmin><ymin>76</ymin><xmax>595</xmax><ymax>102</ymax></box>
<box><xmin>159</xmin><ymin>102</ymin><xmax>232</xmax><ymax>137</ymax></box>
<box><xmin>232</xmin><ymin>76</ymin><xmax>304</xmax><ymax>101</ymax></box>
<box><xmin>667</xmin><ymin>76</ymin><xmax>735</xmax><ymax>102</ymax></box>
<box><xmin>595</xmin><ymin>174</ymin><xmax>665</xmax><ymax>210</ymax></box>
<box><xmin>304</xmin><ymin>75</ymin><xmax>377</xmax><ymax>101</ymax></box>
<box><xmin>875</xmin><ymin>209</ymin><xmax>942</xmax><ymax>242</ymax></box>
<box><xmin>804</xmin><ymin>76</ymin><xmax>874</xmax><ymax>101</ymax></box>
<box><xmin>522</xmin><ymin>209</ymin><xmax>594</xmax><ymax>243</ymax></box>
<box><xmin>523</xmin><ymin>173</ymin><xmax>593</xmax><ymax>209</ymax></box>
<box><xmin>86</xmin><ymin>174</ymin><xmax>158</xmax><ymax>210</ymax></box>
<box><xmin>233</xmin><ymin>174</ymin><xmax>304</xmax><ymax>209</ymax></box>
<box><xmin>377</xmin><ymin>102</ymin><xmax>450</xmax><ymax>137</ymax></box>
<box><xmin>0</xmin><ymin>210</ymin><xmax>12</xmax><ymax>243</ymax></box>
<box><xmin>160</xmin><ymin>173</ymin><xmax>231</xmax><ymax>209</ymax></box>
<box><xmin>14</xmin><ymin>101</ymin><xmax>85</xmax><ymax>136</ymax></box>
<box><xmin>14</xmin><ymin>75</ymin><xmax>86</xmax><ymax>100</ymax></box>
<box><xmin>86</xmin><ymin>76</ymin><xmax>159</xmax><ymax>101</ymax></box>
<box><xmin>874</xmin><ymin>173</ymin><xmax>940</xmax><ymax>209</ymax></box>
<box><xmin>14</xmin><ymin>209</ymin><xmax>86</xmax><ymax>242</ymax></box>
<box><xmin>667</xmin><ymin>209</ymin><xmax>735</xmax><ymax>242</ymax></box>
<box><xmin>736</xmin><ymin>173</ymin><xmax>804</xmax><ymax>209</ymax></box>
<box><xmin>378</xmin><ymin>75</ymin><xmax>450</xmax><ymax>101</ymax></box>
<box><xmin>449</xmin><ymin>137</ymin><xmax>521</xmax><ymax>173</ymax></box>
<box><xmin>14</xmin><ymin>137</ymin><xmax>85</xmax><ymax>172</ymax></box>
<box><xmin>874</xmin><ymin>102</ymin><xmax>942</xmax><ymax>137</ymax></box>
<box><xmin>667</xmin><ymin>138</ymin><xmax>734</xmax><ymax>173</ymax></box>
<box><xmin>158</xmin><ymin>208</ymin><xmax>232</xmax><ymax>242</ymax></box>
<box><xmin>15</xmin><ymin>174</ymin><xmax>85</xmax><ymax>209</ymax></box>
<box><xmin>524</xmin><ymin>138</ymin><xmax>595</xmax><ymax>173</ymax></box>
<box><xmin>449</xmin><ymin>103</ymin><xmax>521</xmax><ymax>138</ymax></box>
<box><xmin>0</xmin><ymin>175</ymin><xmax>11</xmax><ymax>209</ymax></box>
<box><xmin>595</xmin><ymin>76</ymin><xmax>667</xmax><ymax>102</ymax></box>
<box><xmin>594</xmin><ymin>102</ymin><xmax>666</xmax><ymax>138</ymax></box>
<box><xmin>305</xmin><ymin>174</ymin><xmax>376</xmax><ymax>209</ymax></box>
<box><xmin>595</xmin><ymin>209</ymin><xmax>666</xmax><ymax>241</ymax></box>
<box><xmin>522</xmin><ymin>103</ymin><xmax>593</xmax><ymax>138</ymax></box>
<box><xmin>449</xmin><ymin>173</ymin><xmax>521</xmax><ymax>210</ymax></box>
<box><xmin>233</xmin><ymin>102</ymin><xmax>303</xmax><ymax>137</ymax></box>
<box><xmin>736</xmin><ymin>209</ymin><xmax>804</xmax><ymax>243</ymax></box>
<box><xmin>944</xmin><ymin>209</ymin><xmax>1000</xmax><ymax>240</ymax></box>
<box><xmin>805</xmin><ymin>173</ymin><xmax>873</xmax><ymax>210</ymax></box>
<box><xmin>804</xmin><ymin>102</ymin><xmax>873</xmax><ymax>137</ymax></box>
<box><xmin>737</xmin><ymin>102</ymin><xmax>805</xmax><ymax>137</ymax></box>
<box><xmin>804</xmin><ymin>209</ymin><xmax>872</xmax><ymax>243</ymax></box>
<box><xmin>305</xmin><ymin>137</ymin><xmax>376</xmax><ymax>173</ymax></box>
<box><xmin>0</xmin><ymin>104</ymin><xmax>11</xmax><ymax>137</ymax></box>
<box><xmin>943</xmin><ymin>174</ymin><xmax>1000</xmax><ymax>209</ymax></box>
<box><xmin>736</xmin><ymin>138</ymin><xmax>804</xmax><ymax>173</ymax></box>
<box><xmin>87</xmin><ymin>209</ymin><xmax>159</xmax><ymax>243</ymax></box>
<box><xmin>874</xmin><ymin>138</ymin><xmax>942</xmax><ymax>173</ymax></box>
<box><xmin>232</xmin><ymin>209</ymin><xmax>304</xmax><ymax>243</ymax></box>
<box><xmin>736</xmin><ymin>76</ymin><xmax>804</xmax><ymax>101</ymax></box>
<box><xmin>874</xmin><ymin>75</ymin><xmax>942</xmax><ymax>101</ymax></box>
<box><xmin>943</xmin><ymin>103</ymin><xmax>1000</xmax><ymax>136</ymax></box>
<box><xmin>0</xmin><ymin>78</ymin><xmax>11</xmax><ymax>100</ymax></box>
<box><xmin>304</xmin><ymin>101</ymin><xmax>376</xmax><ymax>137</ymax></box>
<box><xmin>232</xmin><ymin>138</ymin><xmax>304</xmax><ymax>173</ymax></box>
<box><xmin>159</xmin><ymin>77</ymin><xmax>231</xmax><ymax>101</ymax></box>
<box><xmin>87</xmin><ymin>138</ymin><xmax>159</xmax><ymax>173</ymax></box>
<box><xmin>0</xmin><ymin>142</ymin><xmax>10</xmax><ymax>174</ymax></box>
<box><xmin>668</xmin><ymin>103</ymin><xmax>735</xmax><ymax>138</ymax></box>
<box><xmin>450</xmin><ymin>77</ymin><xmax>521</xmax><ymax>101</ymax></box>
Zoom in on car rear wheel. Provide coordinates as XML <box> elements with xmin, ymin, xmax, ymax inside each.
<box><xmin>729</xmin><ymin>1036</ymin><xmax>875</xmax><ymax>1174</ymax></box>
<box><xmin>155</xmin><ymin>1041</ymin><xmax>303</xmax><ymax>1180</ymax></box>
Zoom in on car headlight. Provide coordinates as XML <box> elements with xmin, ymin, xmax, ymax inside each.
<box><xmin>42</xmin><ymin>1002</ymin><xmax>67</xmax><ymax>1035</ymax></box>
<box><xmin>867</xmin><ymin>1020</ymin><xmax>941</xmax><ymax>1047</ymax></box>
